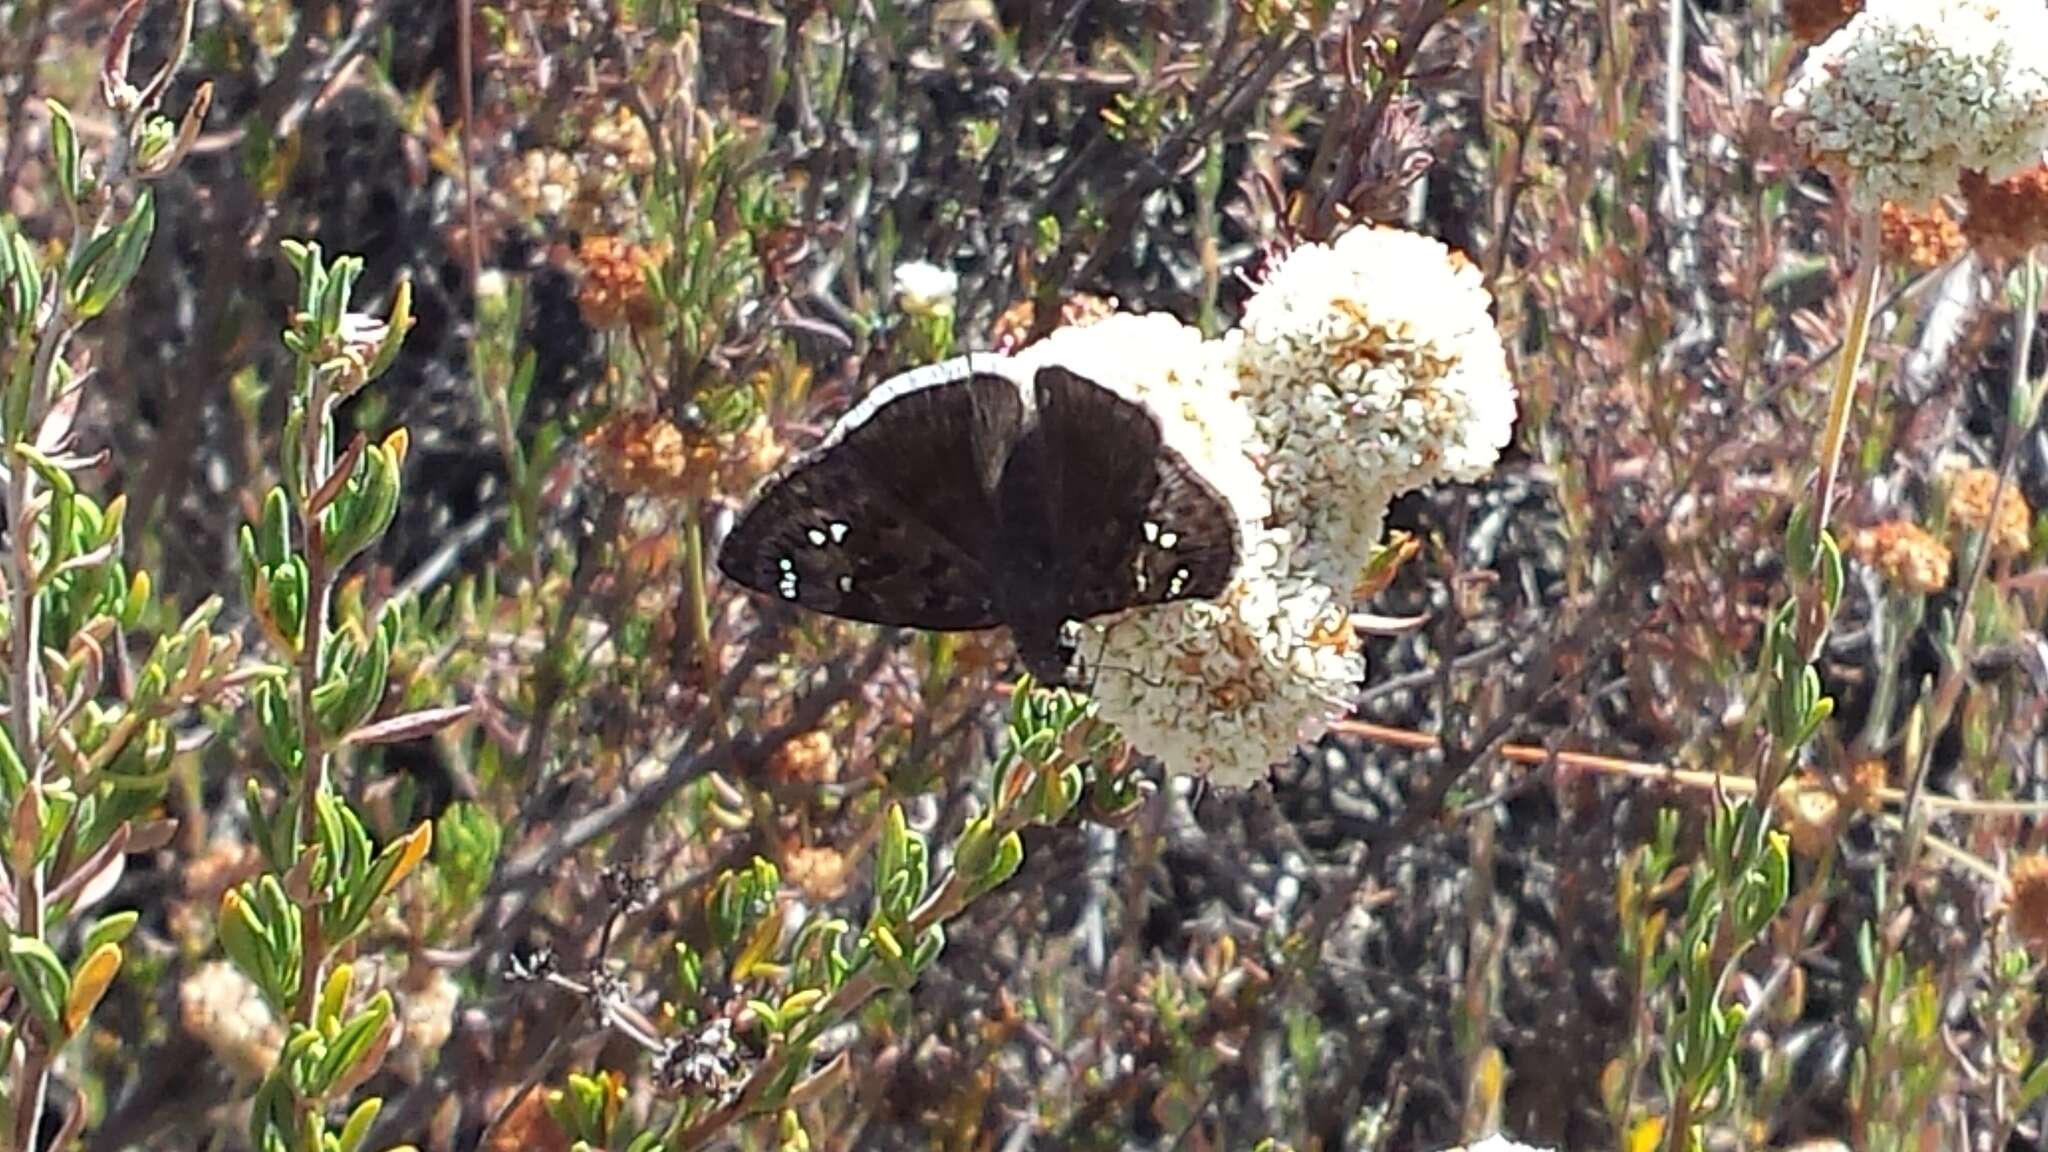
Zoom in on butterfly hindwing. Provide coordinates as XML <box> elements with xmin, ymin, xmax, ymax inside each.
<box><xmin>717</xmin><ymin>363</ymin><xmax>1025</xmax><ymax>630</ymax></box>
<box><xmin>1029</xmin><ymin>365</ymin><xmax>1240</xmax><ymax>620</ymax></box>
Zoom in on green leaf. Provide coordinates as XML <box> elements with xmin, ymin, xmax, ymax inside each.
<box><xmin>2019</xmin><ymin>1058</ymin><xmax>2048</xmax><ymax>1109</ymax></box>
<box><xmin>84</xmin><ymin>909</ymin><xmax>140</xmax><ymax>954</ymax></box>
<box><xmin>72</xmin><ymin>190</ymin><xmax>157</xmax><ymax>319</ymax></box>
<box><xmin>336</xmin><ymin>1098</ymin><xmax>382</xmax><ymax>1152</ymax></box>
<box><xmin>48</xmin><ymin>100</ymin><xmax>84</xmax><ymax>206</ymax></box>
<box><xmin>4</xmin><ymin>935</ymin><xmax>72</xmax><ymax>1034</ymax></box>
<box><xmin>312</xmin><ymin>992</ymin><xmax>392</xmax><ymax>1095</ymax></box>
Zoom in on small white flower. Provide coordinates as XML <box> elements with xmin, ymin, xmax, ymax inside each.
<box><xmin>893</xmin><ymin>260</ymin><xmax>960</xmax><ymax>316</ymax></box>
<box><xmin>1233</xmin><ymin>226</ymin><xmax>1515</xmax><ymax>584</ymax></box>
<box><xmin>1779</xmin><ymin>0</ymin><xmax>2048</xmax><ymax>209</ymax></box>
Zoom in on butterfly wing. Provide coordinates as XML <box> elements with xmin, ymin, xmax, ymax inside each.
<box><xmin>717</xmin><ymin>362</ymin><xmax>1025</xmax><ymax>630</ymax></box>
<box><xmin>1029</xmin><ymin>365</ymin><xmax>1240</xmax><ymax>621</ymax></box>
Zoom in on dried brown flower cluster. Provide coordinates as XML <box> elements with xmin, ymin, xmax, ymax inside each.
<box><xmin>1878</xmin><ymin>201</ymin><xmax>1965</xmax><ymax>270</ymax></box>
<box><xmin>585</xmin><ymin>410</ymin><xmax>785</xmax><ymax>504</ymax></box>
<box><xmin>589</xmin><ymin>104</ymin><xmax>657</xmax><ymax>176</ymax></box>
<box><xmin>1842</xmin><ymin>757</ymin><xmax>1888</xmax><ymax>813</ymax></box>
<box><xmin>1960</xmin><ymin>164</ymin><xmax>2048</xmax><ymax>262</ymax></box>
<box><xmin>576</xmin><ymin>236</ymin><xmax>659</xmax><ymax>330</ymax></box>
<box><xmin>990</xmin><ymin>292</ymin><xmax>1120</xmax><ymax>352</ymax></box>
<box><xmin>2009</xmin><ymin>854</ymin><xmax>2048</xmax><ymax>955</ymax></box>
<box><xmin>1947</xmin><ymin>466</ymin><xmax>2033</xmax><ymax>561</ymax></box>
<box><xmin>1785</xmin><ymin>0</ymin><xmax>1859</xmax><ymax>44</ymax></box>
<box><xmin>1773</xmin><ymin>773</ymin><xmax>1842</xmax><ymax>860</ymax></box>
<box><xmin>782</xmin><ymin>843</ymin><xmax>851</xmax><ymax>902</ymax></box>
<box><xmin>1850</xmin><ymin>520</ymin><xmax>1952</xmax><ymax>594</ymax></box>
<box><xmin>767</xmin><ymin>729</ymin><xmax>842</xmax><ymax>787</ymax></box>
<box><xmin>508</xmin><ymin>149</ymin><xmax>586</xmax><ymax>223</ymax></box>
<box><xmin>586</xmin><ymin>413</ymin><xmax>702</xmax><ymax>498</ymax></box>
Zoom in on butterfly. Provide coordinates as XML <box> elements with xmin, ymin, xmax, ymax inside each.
<box><xmin>716</xmin><ymin>355</ymin><xmax>1242</xmax><ymax>686</ymax></box>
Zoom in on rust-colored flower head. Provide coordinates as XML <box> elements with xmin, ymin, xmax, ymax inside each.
<box><xmin>1850</xmin><ymin>520</ymin><xmax>1953</xmax><ymax>594</ymax></box>
<box><xmin>991</xmin><ymin>292</ymin><xmax>1120</xmax><ymax>353</ymax></box>
<box><xmin>2007</xmin><ymin>853</ymin><xmax>2048</xmax><ymax>954</ymax></box>
<box><xmin>766</xmin><ymin>729</ymin><xmax>841</xmax><ymax>787</ymax></box>
<box><xmin>1843</xmin><ymin>756</ymin><xmax>1888</xmax><ymax>813</ymax></box>
<box><xmin>1946</xmin><ymin>465</ymin><xmax>2033</xmax><ymax>561</ymax></box>
<box><xmin>575</xmin><ymin>236</ymin><xmax>658</xmax><ymax>330</ymax></box>
<box><xmin>1773</xmin><ymin>774</ymin><xmax>1842</xmax><ymax>860</ymax></box>
<box><xmin>585</xmin><ymin>413</ymin><xmax>703</xmax><ymax>498</ymax></box>
<box><xmin>1785</xmin><ymin>0</ymin><xmax>1859</xmax><ymax>45</ymax></box>
<box><xmin>1961</xmin><ymin>164</ymin><xmax>2048</xmax><ymax>262</ymax></box>
<box><xmin>1878</xmin><ymin>200</ymin><xmax>1965</xmax><ymax>270</ymax></box>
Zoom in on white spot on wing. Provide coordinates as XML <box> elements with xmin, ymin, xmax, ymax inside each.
<box><xmin>806</xmin><ymin>527</ymin><xmax>828</xmax><ymax>546</ymax></box>
<box><xmin>1158</xmin><ymin>529</ymin><xmax>1179</xmax><ymax>549</ymax></box>
<box><xmin>828</xmin><ymin>521</ymin><xmax>849</xmax><ymax>542</ymax></box>
<box><xmin>837</xmin><ymin>574</ymin><xmax>854</xmax><ymax>593</ymax></box>
<box><xmin>1143</xmin><ymin>521</ymin><xmax>1160</xmax><ymax>543</ymax></box>
<box><xmin>1167</xmin><ymin>567</ymin><xmax>1189</xmax><ymax>597</ymax></box>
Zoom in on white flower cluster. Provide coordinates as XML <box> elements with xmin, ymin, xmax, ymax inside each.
<box><xmin>1006</xmin><ymin>226</ymin><xmax>1516</xmax><ymax>787</ymax></box>
<box><xmin>1779</xmin><ymin>0</ymin><xmax>2048</xmax><ymax>209</ymax></box>
<box><xmin>1234</xmin><ymin>226</ymin><xmax>1517</xmax><ymax>584</ymax></box>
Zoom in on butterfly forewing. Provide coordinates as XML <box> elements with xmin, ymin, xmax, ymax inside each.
<box><xmin>716</xmin><ymin>364</ymin><xmax>1025</xmax><ymax>629</ymax></box>
<box><xmin>1030</xmin><ymin>365</ymin><xmax>1240</xmax><ymax>621</ymax></box>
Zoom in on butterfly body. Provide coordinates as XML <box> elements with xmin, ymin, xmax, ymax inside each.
<box><xmin>717</xmin><ymin>356</ymin><xmax>1240</xmax><ymax>686</ymax></box>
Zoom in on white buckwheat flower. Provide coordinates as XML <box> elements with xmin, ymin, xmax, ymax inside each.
<box><xmin>1778</xmin><ymin>0</ymin><xmax>2048</xmax><ymax>209</ymax></box>
<box><xmin>1084</xmin><ymin>525</ymin><xmax>1365</xmax><ymax>788</ymax></box>
<box><xmin>991</xmin><ymin>256</ymin><xmax>1512</xmax><ymax>787</ymax></box>
<box><xmin>893</xmin><ymin>260</ymin><xmax>960</xmax><ymax>316</ymax></box>
<box><xmin>1007</xmin><ymin>312</ymin><xmax>1359</xmax><ymax>786</ymax></box>
<box><xmin>1233</xmin><ymin>226</ymin><xmax>1515</xmax><ymax>584</ymax></box>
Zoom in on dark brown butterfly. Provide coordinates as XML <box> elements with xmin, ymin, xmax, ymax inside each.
<box><xmin>716</xmin><ymin>356</ymin><xmax>1240</xmax><ymax>685</ymax></box>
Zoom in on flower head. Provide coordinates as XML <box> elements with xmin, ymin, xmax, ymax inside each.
<box><xmin>1772</xmin><ymin>773</ymin><xmax>1843</xmax><ymax>860</ymax></box>
<box><xmin>1850</xmin><ymin>519</ymin><xmax>1952</xmax><ymax>593</ymax></box>
<box><xmin>1946</xmin><ymin>464</ymin><xmax>2033</xmax><ymax>560</ymax></box>
<box><xmin>1961</xmin><ymin>162</ymin><xmax>2048</xmax><ymax>261</ymax></box>
<box><xmin>180</xmin><ymin>960</ymin><xmax>285</xmax><ymax>1080</ymax></box>
<box><xmin>1785</xmin><ymin>0</ymin><xmax>1859</xmax><ymax>45</ymax></box>
<box><xmin>576</xmin><ymin>236</ymin><xmax>658</xmax><ymax>330</ymax></box>
<box><xmin>1778</xmin><ymin>0</ymin><xmax>2048</xmax><ymax>209</ymax></box>
<box><xmin>1084</xmin><ymin>527</ymin><xmax>1365</xmax><ymax>788</ymax></box>
<box><xmin>1878</xmin><ymin>200</ymin><xmax>1965</xmax><ymax>269</ymax></box>
<box><xmin>2008</xmin><ymin>853</ymin><xmax>2048</xmax><ymax>954</ymax></box>
<box><xmin>893</xmin><ymin>260</ymin><xmax>960</xmax><ymax>317</ymax></box>
<box><xmin>991</xmin><ymin>292</ymin><xmax>1120</xmax><ymax>352</ymax></box>
<box><xmin>1232</xmin><ymin>226</ymin><xmax>1514</xmax><ymax>583</ymax></box>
